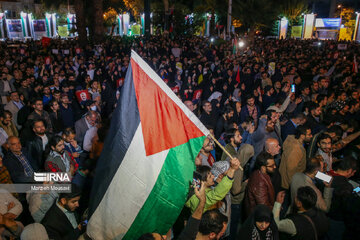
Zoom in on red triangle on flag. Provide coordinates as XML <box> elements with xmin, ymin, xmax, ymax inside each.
<box><xmin>131</xmin><ymin>59</ymin><xmax>205</xmax><ymax>156</ymax></box>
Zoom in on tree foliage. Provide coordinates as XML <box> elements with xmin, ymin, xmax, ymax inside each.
<box><xmin>232</xmin><ymin>0</ymin><xmax>278</xmax><ymax>31</ymax></box>
<box><xmin>278</xmin><ymin>0</ymin><xmax>309</xmax><ymax>24</ymax></box>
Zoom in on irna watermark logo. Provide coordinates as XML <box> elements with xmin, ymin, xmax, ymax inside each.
<box><xmin>34</xmin><ymin>172</ymin><xmax>71</xmax><ymax>182</ymax></box>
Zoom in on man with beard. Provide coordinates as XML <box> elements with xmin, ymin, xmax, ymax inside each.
<box><xmin>306</xmin><ymin>102</ymin><xmax>324</xmax><ymax>134</ymax></box>
<box><xmin>198</xmin><ymin>137</ymin><xmax>216</xmax><ymax>167</ymax></box>
<box><xmin>316</xmin><ymin>133</ymin><xmax>333</xmax><ymax>172</ymax></box>
<box><xmin>244</xmin><ymin>151</ymin><xmax>276</xmax><ymax>218</ymax></box>
<box><xmin>44</xmin><ymin>136</ymin><xmax>77</xmax><ymax>175</ymax></box>
<box><xmin>221</xmin><ymin>129</ymin><xmax>242</xmax><ymax>161</ymax></box>
<box><xmin>240</xmin><ymin>95</ymin><xmax>261</xmax><ymax>127</ymax></box>
<box><xmin>25</xmin><ymin>119</ymin><xmax>51</xmax><ymax>170</ymax></box>
<box><xmin>215</xmin><ymin>106</ymin><xmax>234</xmax><ymax>139</ymax></box>
<box><xmin>279</xmin><ymin>125</ymin><xmax>312</xmax><ymax>190</ymax></box>
<box><xmin>27</xmin><ymin>98</ymin><xmax>53</xmax><ymax>134</ymax></box>
<box><xmin>42</xmin><ymin>185</ymin><xmax>83</xmax><ymax>240</ymax></box>
<box><xmin>199</xmin><ymin>100</ymin><xmax>217</xmax><ymax>128</ymax></box>
<box><xmin>0</xmin><ymin>110</ymin><xmax>18</xmax><ymax>137</ymax></box>
<box><xmin>252</xmin><ymin>110</ymin><xmax>280</xmax><ymax>161</ymax></box>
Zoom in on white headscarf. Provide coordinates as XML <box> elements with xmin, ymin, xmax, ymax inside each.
<box><xmin>208</xmin><ymin>91</ymin><xmax>222</xmax><ymax>102</ymax></box>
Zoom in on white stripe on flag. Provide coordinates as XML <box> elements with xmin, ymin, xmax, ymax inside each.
<box><xmin>131</xmin><ymin>50</ymin><xmax>210</xmax><ymax>137</ymax></box>
<box><xmin>87</xmin><ymin>124</ymin><xmax>169</xmax><ymax>240</ymax></box>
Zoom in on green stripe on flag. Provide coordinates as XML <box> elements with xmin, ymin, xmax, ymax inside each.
<box><xmin>123</xmin><ymin>136</ymin><xmax>206</xmax><ymax>239</ymax></box>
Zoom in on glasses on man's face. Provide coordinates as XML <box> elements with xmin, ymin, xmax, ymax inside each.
<box><xmin>266</xmin><ymin>164</ymin><xmax>276</xmax><ymax>168</ymax></box>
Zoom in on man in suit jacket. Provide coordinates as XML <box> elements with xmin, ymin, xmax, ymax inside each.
<box><xmin>74</xmin><ymin>111</ymin><xmax>98</xmax><ymax>148</ymax></box>
<box><xmin>42</xmin><ymin>185</ymin><xmax>83</xmax><ymax>240</ymax></box>
<box><xmin>3</xmin><ymin>136</ymin><xmax>36</xmax><ymax>183</ymax></box>
<box><xmin>25</xmin><ymin>119</ymin><xmax>52</xmax><ymax>170</ymax></box>
<box><xmin>281</xmin><ymin>112</ymin><xmax>306</xmax><ymax>142</ymax></box>
<box><xmin>4</xmin><ymin>91</ymin><xmax>24</xmax><ymax>129</ymax></box>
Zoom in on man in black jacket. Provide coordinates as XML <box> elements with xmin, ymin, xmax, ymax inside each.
<box><xmin>42</xmin><ymin>185</ymin><xmax>83</xmax><ymax>240</ymax></box>
<box><xmin>327</xmin><ymin>157</ymin><xmax>358</xmax><ymax>240</ymax></box>
<box><xmin>25</xmin><ymin>119</ymin><xmax>51</xmax><ymax>170</ymax></box>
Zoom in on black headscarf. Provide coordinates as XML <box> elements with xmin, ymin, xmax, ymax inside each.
<box><xmin>237</xmin><ymin>205</ymin><xmax>279</xmax><ymax>240</ymax></box>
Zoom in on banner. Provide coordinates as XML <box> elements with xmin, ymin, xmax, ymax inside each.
<box><xmin>6</xmin><ymin>19</ymin><xmax>24</xmax><ymax>39</ymax></box>
<box><xmin>279</xmin><ymin>17</ymin><xmax>288</xmax><ymax>39</ymax></box>
<box><xmin>20</xmin><ymin>12</ymin><xmax>29</xmax><ymax>37</ymax></box>
<box><xmin>315</xmin><ymin>18</ymin><xmax>341</xmax><ymax>28</ymax></box>
<box><xmin>339</xmin><ymin>28</ymin><xmax>352</xmax><ymax>41</ymax></box>
<box><xmin>67</xmin><ymin>13</ymin><xmax>76</xmax><ymax>35</ymax></box>
<box><xmin>58</xmin><ymin>25</ymin><xmax>69</xmax><ymax>37</ymax></box>
<box><xmin>32</xmin><ymin>20</ymin><xmax>47</xmax><ymax>39</ymax></box>
<box><xmin>117</xmin><ymin>15</ymin><xmax>123</xmax><ymax>36</ymax></box>
<box><xmin>123</xmin><ymin>13</ymin><xmax>130</xmax><ymax>35</ymax></box>
<box><xmin>291</xmin><ymin>26</ymin><xmax>302</xmax><ymax>38</ymax></box>
<box><xmin>0</xmin><ymin>13</ymin><xmax>4</xmax><ymax>38</ymax></box>
<box><xmin>131</xmin><ymin>24</ymin><xmax>141</xmax><ymax>35</ymax></box>
<box><xmin>303</xmin><ymin>14</ymin><xmax>315</xmax><ymax>39</ymax></box>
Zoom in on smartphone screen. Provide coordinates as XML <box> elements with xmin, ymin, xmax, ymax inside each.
<box><xmin>291</xmin><ymin>84</ymin><xmax>295</xmax><ymax>93</ymax></box>
<box><xmin>192</xmin><ymin>178</ymin><xmax>200</xmax><ymax>188</ymax></box>
<box><xmin>315</xmin><ymin>171</ymin><xmax>332</xmax><ymax>183</ymax></box>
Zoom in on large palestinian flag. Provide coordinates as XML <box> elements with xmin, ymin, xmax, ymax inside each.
<box><xmin>87</xmin><ymin>50</ymin><xmax>209</xmax><ymax>239</ymax></box>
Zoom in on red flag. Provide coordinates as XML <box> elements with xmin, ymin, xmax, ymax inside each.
<box><xmin>171</xmin><ymin>86</ymin><xmax>180</xmax><ymax>94</ymax></box>
<box><xmin>116</xmin><ymin>78</ymin><xmax>124</xmax><ymax>88</ymax></box>
<box><xmin>75</xmin><ymin>90</ymin><xmax>91</xmax><ymax>103</ymax></box>
<box><xmin>41</xmin><ymin>37</ymin><xmax>51</xmax><ymax>48</ymax></box>
<box><xmin>75</xmin><ymin>48</ymin><xmax>81</xmax><ymax>54</ymax></box>
<box><xmin>353</xmin><ymin>55</ymin><xmax>358</xmax><ymax>73</ymax></box>
<box><xmin>193</xmin><ymin>89</ymin><xmax>203</xmax><ymax>100</ymax></box>
<box><xmin>236</xmin><ymin>67</ymin><xmax>241</xmax><ymax>83</ymax></box>
<box><xmin>44</xmin><ymin>56</ymin><xmax>51</xmax><ymax>65</ymax></box>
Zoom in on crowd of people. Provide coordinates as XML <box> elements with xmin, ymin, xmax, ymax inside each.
<box><xmin>0</xmin><ymin>35</ymin><xmax>359</xmax><ymax>240</ymax></box>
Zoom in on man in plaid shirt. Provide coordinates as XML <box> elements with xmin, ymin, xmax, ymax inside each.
<box><xmin>44</xmin><ymin>136</ymin><xmax>78</xmax><ymax>176</ymax></box>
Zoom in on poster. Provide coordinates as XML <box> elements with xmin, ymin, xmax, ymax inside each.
<box><xmin>0</xmin><ymin>13</ymin><xmax>4</xmax><ymax>38</ymax></box>
<box><xmin>291</xmin><ymin>26</ymin><xmax>302</xmax><ymax>38</ymax></box>
<box><xmin>131</xmin><ymin>24</ymin><xmax>141</xmax><ymax>35</ymax></box>
<box><xmin>339</xmin><ymin>28</ymin><xmax>352</xmax><ymax>41</ymax></box>
<box><xmin>279</xmin><ymin>17</ymin><xmax>288</xmax><ymax>39</ymax></box>
<box><xmin>315</xmin><ymin>18</ymin><xmax>341</xmax><ymax>28</ymax></box>
<box><xmin>75</xmin><ymin>90</ymin><xmax>91</xmax><ymax>103</ymax></box>
<box><xmin>6</xmin><ymin>19</ymin><xmax>24</xmax><ymax>39</ymax></box>
<box><xmin>303</xmin><ymin>14</ymin><xmax>315</xmax><ymax>39</ymax></box>
<box><xmin>32</xmin><ymin>20</ymin><xmax>47</xmax><ymax>39</ymax></box>
<box><xmin>58</xmin><ymin>25</ymin><xmax>69</xmax><ymax>37</ymax></box>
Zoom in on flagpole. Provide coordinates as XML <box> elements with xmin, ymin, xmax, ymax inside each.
<box><xmin>208</xmin><ymin>134</ymin><xmax>243</xmax><ymax>171</ymax></box>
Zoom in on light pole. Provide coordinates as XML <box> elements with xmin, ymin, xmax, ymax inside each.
<box><xmin>227</xmin><ymin>0</ymin><xmax>232</xmax><ymax>38</ymax></box>
<box><xmin>144</xmin><ymin>0</ymin><xmax>151</xmax><ymax>37</ymax></box>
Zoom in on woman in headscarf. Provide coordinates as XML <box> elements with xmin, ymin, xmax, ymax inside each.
<box><xmin>237</xmin><ymin>204</ymin><xmax>279</xmax><ymax>240</ymax></box>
